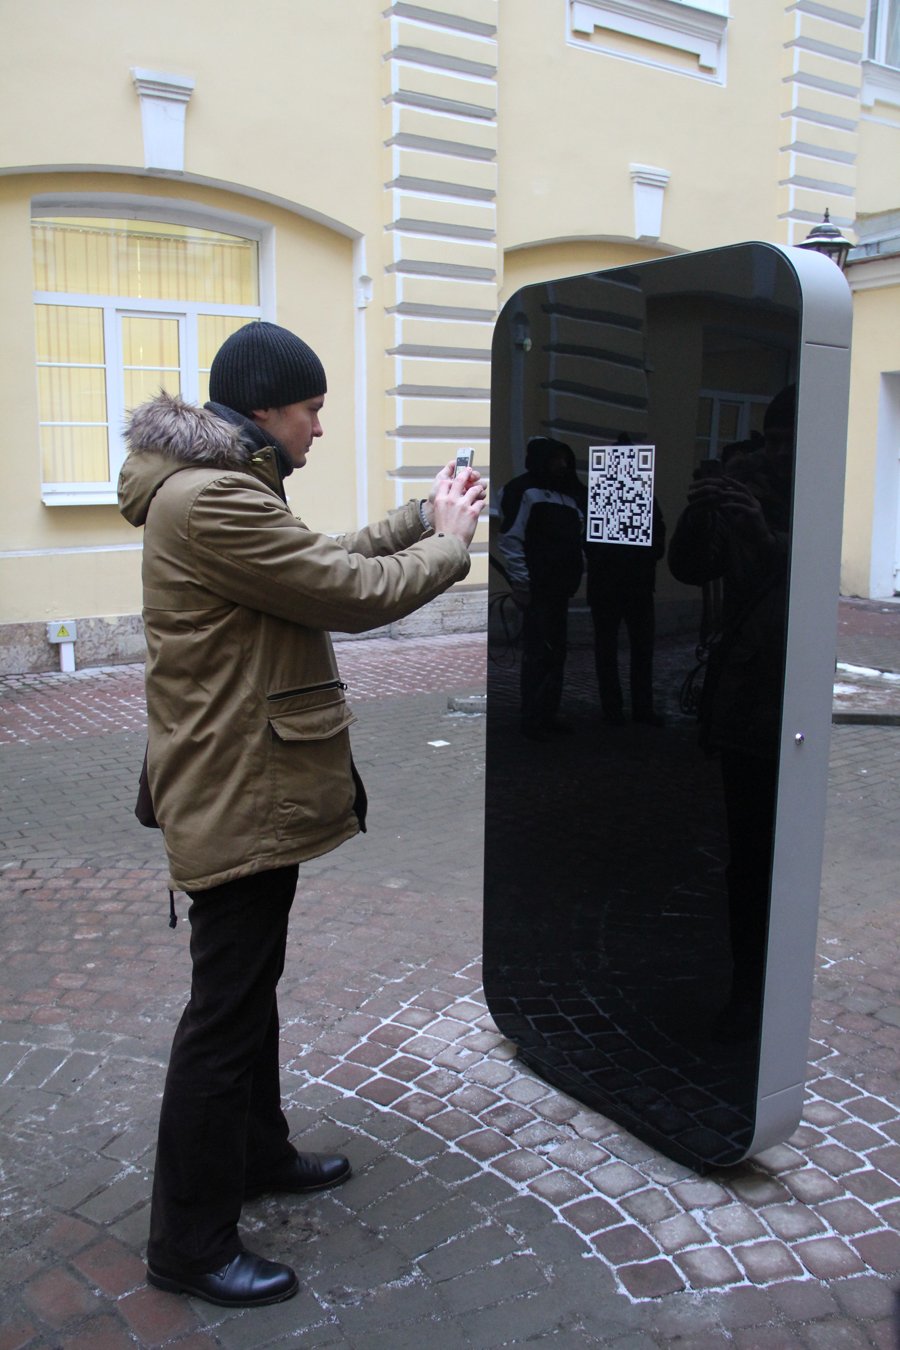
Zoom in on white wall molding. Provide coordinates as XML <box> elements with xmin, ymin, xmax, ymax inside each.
<box><xmin>860</xmin><ymin>59</ymin><xmax>900</xmax><ymax>110</ymax></box>
<box><xmin>868</xmin><ymin>372</ymin><xmax>900</xmax><ymax>597</ymax></box>
<box><xmin>570</xmin><ymin>0</ymin><xmax>728</xmax><ymax>81</ymax></box>
<box><xmin>131</xmin><ymin>68</ymin><xmax>195</xmax><ymax>172</ymax></box>
<box><xmin>629</xmin><ymin>163</ymin><xmax>670</xmax><ymax>241</ymax></box>
<box><xmin>846</xmin><ymin>254</ymin><xmax>900</xmax><ymax>291</ymax></box>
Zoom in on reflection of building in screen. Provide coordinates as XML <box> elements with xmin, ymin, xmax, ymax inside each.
<box><xmin>485</xmin><ymin>246</ymin><xmax>800</xmax><ymax>1169</ymax></box>
<box><xmin>669</xmin><ymin>385</ymin><xmax>796</xmax><ymax>1043</ymax></box>
<box><xmin>586</xmin><ymin>443</ymin><xmax>667</xmax><ymax>726</ymax></box>
<box><xmin>496</xmin><ymin>437</ymin><xmax>585</xmax><ymax>740</ymax></box>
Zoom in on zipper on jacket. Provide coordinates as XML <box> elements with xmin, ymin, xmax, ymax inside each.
<box><xmin>267</xmin><ymin>679</ymin><xmax>347</xmax><ymax>702</ymax></box>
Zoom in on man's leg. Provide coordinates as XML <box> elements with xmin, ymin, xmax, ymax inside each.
<box><xmin>624</xmin><ymin>591</ymin><xmax>658</xmax><ymax>723</ymax></box>
<box><xmin>244</xmin><ymin>995</ymin><xmax>293</xmax><ymax>1170</ymax></box>
<box><xmin>590</xmin><ymin>596</ymin><xmax>624</xmax><ymax>722</ymax></box>
<box><xmin>147</xmin><ymin>864</ymin><xmax>298</xmax><ymax>1277</ymax></box>
<box><xmin>521</xmin><ymin>588</ymin><xmax>569</xmax><ymax>734</ymax></box>
<box><xmin>542</xmin><ymin>589</ymin><xmax>570</xmax><ymax>723</ymax></box>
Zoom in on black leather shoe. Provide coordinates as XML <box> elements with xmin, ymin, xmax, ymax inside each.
<box><xmin>244</xmin><ymin>1150</ymin><xmax>351</xmax><ymax>1200</ymax></box>
<box><xmin>147</xmin><ymin>1250</ymin><xmax>298</xmax><ymax>1307</ymax></box>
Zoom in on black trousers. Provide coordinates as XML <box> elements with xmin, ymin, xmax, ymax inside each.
<box><xmin>520</xmin><ymin>586</ymin><xmax>570</xmax><ymax>730</ymax></box>
<box><xmin>147</xmin><ymin>864</ymin><xmax>300</xmax><ymax>1275</ymax></box>
<box><xmin>590</xmin><ymin>590</ymin><xmax>656</xmax><ymax>720</ymax></box>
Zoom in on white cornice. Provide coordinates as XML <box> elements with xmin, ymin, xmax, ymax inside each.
<box><xmin>15</xmin><ymin>173</ymin><xmax>363</xmax><ymax>240</ymax></box>
<box><xmin>130</xmin><ymin>68</ymin><xmax>195</xmax><ymax>172</ymax></box>
<box><xmin>629</xmin><ymin>163</ymin><xmax>670</xmax><ymax>241</ymax></box>
<box><xmin>570</xmin><ymin>0</ymin><xmax>729</xmax><ymax>81</ymax></box>
<box><xmin>846</xmin><ymin>254</ymin><xmax>900</xmax><ymax>291</ymax></box>
<box><xmin>131</xmin><ymin>69</ymin><xmax>195</xmax><ymax>103</ymax></box>
<box><xmin>860</xmin><ymin>59</ymin><xmax>900</xmax><ymax>110</ymax></box>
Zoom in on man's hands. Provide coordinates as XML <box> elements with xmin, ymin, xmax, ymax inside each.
<box><xmin>687</xmin><ymin>475</ymin><xmax>768</xmax><ymax>543</ymax></box>
<box><xmin>425</xmin><ymin>459</ymin><xmax>486</xmax><ymax>547</ymax></box>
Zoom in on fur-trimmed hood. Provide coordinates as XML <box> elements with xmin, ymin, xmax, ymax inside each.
<box><xmin>119</xmin><ymin>392</ymin><xmax>263</xmax><ymax>527</ymax></box>
<box><xmin>126</xmin><ymin>392</ymin><xmax>251</xmax><ymax>467</ymax></box>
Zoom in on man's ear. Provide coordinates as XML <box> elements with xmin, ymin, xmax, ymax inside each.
<box><xmin>250</xmin><ymin>408</ymin><xmax>270</xmax><ymax>427</ymax></box>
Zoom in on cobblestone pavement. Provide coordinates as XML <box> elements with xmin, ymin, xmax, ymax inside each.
<box><xmin>0</xmin><ymin>614</ymin><xmax>898</xmax><ymax>1348</ymax></box>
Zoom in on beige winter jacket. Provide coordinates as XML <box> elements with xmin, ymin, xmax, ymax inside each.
<box><xmin>118</xmin><ymin>393</ymin><xmax>471</xmax><ymax>891</ymax></box>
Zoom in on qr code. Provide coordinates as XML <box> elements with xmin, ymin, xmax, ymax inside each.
<box><xmin>587</xmin><ymin>445</ymin><xmax>655</xmax><ymax>546</ymax></box>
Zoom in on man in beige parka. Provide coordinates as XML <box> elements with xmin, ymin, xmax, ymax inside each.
<box><xmin>118</xmin><ymin>321</ymin><xmax>484</xmax><ymax>1308</ymax></box>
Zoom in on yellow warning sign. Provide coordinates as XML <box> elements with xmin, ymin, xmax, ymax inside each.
<box><xmin>46</xmin><ymin>620</ymin><xmax>78</xmax><ymax>643</ymax></box>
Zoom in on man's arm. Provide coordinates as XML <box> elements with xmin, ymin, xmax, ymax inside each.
<box><xmin>333</xmin><ymin>499</ymin><xmax>431</xmax><ymax>559</ymax></box>
<box><xmin>335</xmin><ymin>461</ymin><xmax>483</xmax><ymax>558</ymax></box>
<box><xmin>177</xmin><ymin>472</ymin><xmax>480</xmax><ymax>634</ymax></box>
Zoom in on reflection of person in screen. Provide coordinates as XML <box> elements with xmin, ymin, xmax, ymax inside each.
<box><xmin>586</xmin><ymin>447</ymin><xmax>666</xmax><ymax>726</ymax></box>
<box><xmin>668</xmin><ymin>386</ymin><xmax>795</xmax><ymax>1039</ymax></box>
<box><xmin>497</xmin><ymin>436</ymin><xmax>585</xmax><ymax>741</ymax></box>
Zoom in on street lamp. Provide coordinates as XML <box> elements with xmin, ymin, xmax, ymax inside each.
<box><xmin>796</xmin><ymin>210</ymin><xmax>851</xmax><ymax>271</ymax></box>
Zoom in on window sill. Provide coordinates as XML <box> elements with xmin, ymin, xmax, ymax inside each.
<box><xmin>861</xmin><ymin>60</ymin><xmax>900</xmax><ymax>110</ymax></box>
<box><xmin>42</xmin><ymin>490</ymin><xmax>119</xmax><ymax>506</ymax></box>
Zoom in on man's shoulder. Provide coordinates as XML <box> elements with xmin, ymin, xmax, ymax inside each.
<box><xmin>147</xmin><ymin>464</ymin><xmax>287</xmax><ymax>543</ymax></box>
<box><xmin>159</xmin><ymin>462</ymin><xmax>280</xmax><ymax>501</ymax></box>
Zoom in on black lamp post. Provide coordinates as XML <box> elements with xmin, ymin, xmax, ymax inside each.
<box><xmin>796</xmin><ymin>210</ymin><xmax>851</xmax><ymax>271</ymax></box>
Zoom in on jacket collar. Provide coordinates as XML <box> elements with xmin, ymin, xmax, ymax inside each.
<box><xmin>204</xmin><ymin>401</ymin><xmax>293</xmax><ymax>502</ymax></box>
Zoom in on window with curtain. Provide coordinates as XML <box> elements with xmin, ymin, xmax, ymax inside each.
<box><xmin>869</xmin><ymin>0</ymin><xmax>900</xmax><ymax>67</ymax></box>
<box><xmin>32</xmin><ymin>215</ymin><xmax>261</xmax><ymax>503</ymax></box>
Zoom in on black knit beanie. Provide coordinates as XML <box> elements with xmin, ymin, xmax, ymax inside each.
<box><xmin>209</xmin><ymin>322</ymin><xmax>327</xmax><ymax>416</ymax></box>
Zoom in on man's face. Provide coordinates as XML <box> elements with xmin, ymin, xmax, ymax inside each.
<box><xmin>763</xmin><ymin>424</ymin><xmax>794</xmax><ymax>482</ymax></box>
<box><xmin>253</xmin><ymin>396</ymin><xmax>324</xmax><ymax>468</ymax></box>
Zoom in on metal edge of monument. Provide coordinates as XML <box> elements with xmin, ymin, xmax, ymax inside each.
<box><xmin>750</xmin><ymin>244</ymin><xmax>851</xmax><ymax>1156</ymax></box>
<box><xmin>482</xmin><ymin>241</ymin><xmax>852</xmax><ymax>1173</ymax></box>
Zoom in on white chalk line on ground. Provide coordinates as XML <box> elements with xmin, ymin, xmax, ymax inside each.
<box><xmin>282</xmin><ymin>957</ymin><xmax>900</xmax><ymax>1305</ymax></box>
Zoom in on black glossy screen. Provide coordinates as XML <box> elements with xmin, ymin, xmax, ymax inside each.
<box><xmin>484</xmin><ymin>244</ymin><xmax>801</xmax><ymax>1170</ymax></box>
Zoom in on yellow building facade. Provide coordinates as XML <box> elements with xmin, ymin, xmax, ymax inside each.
<box><xmin>0</xmin><ymin>0</ymin><xmax>896</xmax><ymax>673</ymax></box>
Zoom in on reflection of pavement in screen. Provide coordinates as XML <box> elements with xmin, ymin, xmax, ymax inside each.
<box><xmin>484</xmin><ymin>623</ymin><xmax>767</xmax><ymax>1169</ymax></box>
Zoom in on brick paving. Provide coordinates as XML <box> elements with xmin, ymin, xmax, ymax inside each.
<box><xmin>0</xmin><ymin>609</ymin><xmax>898</xmax><ymax>1346</ymax></box>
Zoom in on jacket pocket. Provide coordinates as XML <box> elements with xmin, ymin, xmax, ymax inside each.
<box><xmin>267</xmin><ymin>689</ymin><xmax>357</xmax><ymax>839</ymax></box>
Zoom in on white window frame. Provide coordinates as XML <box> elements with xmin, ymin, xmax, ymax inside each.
<box><xmin>867</xmin><ymin>0</ymin><xmax>899</xmax><ymax>64</ymax></box>
<box><xmin>32</xmin><ymin>196</ymin><xmax>274</xmax><ymax>506</ymax></box>
<box><xmin>568</xmin><ymin>0</ymin><xmax>729</xmax><ymax>84</ymax></box>
<box><xmin>862</xmin><ymin>0</ymin><xmax>900</xmax><ymax>108</ymax></box>
<box><xmin>696</xmin><ymin>389</ymin><xmax>770</xmax><ymax>461</ymax></box>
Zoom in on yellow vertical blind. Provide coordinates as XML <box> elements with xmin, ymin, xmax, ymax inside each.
<box><xmin>33</xmin><ymin>217</ymin><xmax>259</xmax><ymax>485</ymax></box>
<box><xmin>122</xmin><ymin>316</ymin><xmax>181</xmax><ymax>407</ymax></box>
<box><xmin>198</xmin><ymin>314</ymin><xmax>251</xmax><ymax>404</ymax></box>
<box><xmin>33</xmin><ymin>218</ymin><xmax>259</xmax><ymax>304</ymax></box>
<box><xmin>35</xmin><ymin>304</ymin><xmax>109</xmax><ymax>483</ymax></box>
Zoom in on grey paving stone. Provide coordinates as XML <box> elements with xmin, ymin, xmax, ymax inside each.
<box><xmin>766</xmin><ymin>1277</ymin><xmax>841</xmax><ymax>1322</ymax></box>
<box><xmin>829</xmin><ymin>1271</ymin><xmax>897</xmax><ymax>1321</ymax></box>
<box><xmin>7</xmin><ymin>1046</ymin><xmax>70</xmax><ymax>1088</ymax></box>
<box><xmin>107</xmin><ymin>1199</ymin><xmax>152</xmax><ymax>1250</ymax></box>
<box><xmin>435</xmin><ymin>1250</ymin><xmax>548</xmax><ymax>1315</ymax></box>
<box><xmin>208</xmin><ymin>1292</ymin><xmax>327</xmax><ymax>1347</ymax></box>
<box><xmin>450</xmin><ymin>1172</ymin><xmax>517</xmax><ymax>1210</ymax></box>
<box><xmin>3</xmin><ymin>640</ymin><xmax>900</xmax><ymax>1348</ymax></box>
<box><xmin>76</xmin><ymin>1171</ymin><xmax>150</xmax><ymax>1223</ymax></box>
<box><xmin>425</xmin><ymin>1150</ymin><xmax>482</xmax><ymax>1184</ymax></box>
<box><xmin>391</xmin><ymin>1193</ymin><xmax>487</xmax><ymax>1259</ymax></box>
<box><xmin>340</xmin><ymin>1153</ymin><xmax>421</xmax><ymax>1210</ymax></box>
<box><xmin>456</xmin><ymin>1289</ymin><xmax>572</xmax><ymax>1346</ymax></box>
<box><xmin>343</xmin><ymin>1315</ymin><xmax>471</xmax><ymax>1350</ymax></box>
<box><xmin>417</xmin><ymin>1224</ymin><xmax>519</xmax><ymax>1282</ymax></box>
<box><xmin>321</xmin><ymin>1275</ymin><xmax>451</xmax><ymax>1338</ymax></box>
<box><xmin>43</xmin><ymin>1156</ymin><xmax>123</xmax><ymax>1209</ymax></box>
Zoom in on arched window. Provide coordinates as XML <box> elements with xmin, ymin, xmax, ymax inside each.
<box><xmin>32</xmin><ymin>210</ymin><xmax>263</xmax><ymax>503</ymax></box>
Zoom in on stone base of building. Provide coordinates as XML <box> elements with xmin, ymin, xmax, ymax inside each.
<box><xmin>0</xmin><ymin>587</ymin><xmax>489</xmax><ymax>676</ymax></box>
